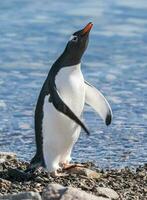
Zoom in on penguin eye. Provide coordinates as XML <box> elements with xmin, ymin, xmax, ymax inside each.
<box><xmin>72</xmin><ymin>36</ymin><xmax>78</xmax><ymax>42</ymax></box>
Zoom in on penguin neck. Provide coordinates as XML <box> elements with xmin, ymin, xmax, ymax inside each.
<box><xmin>57</xmin><ymin>51</ymin><xmax>81</xmax><ymax>68</ymax></box>
<box><xmin>49</xmin><ymin>52</ymin><xmax>81</xmax><ymax>78</ymax></box>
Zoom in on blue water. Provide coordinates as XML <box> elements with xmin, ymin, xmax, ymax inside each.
<box><xmin>0</xmin><ymin>0</ymin><xmax>147</xmax><ymax>169</ymax></box>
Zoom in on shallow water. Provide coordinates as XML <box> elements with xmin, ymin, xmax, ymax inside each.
<box><xmin>0</xmin><ymin>0</ymin><xmax>147</xmax><ymax>169</ymax></box>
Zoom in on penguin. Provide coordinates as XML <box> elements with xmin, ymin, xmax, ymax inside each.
<box><xmin>30</xmin><ymin>22</ymin><xmax>112</xmax><ymax>176</ymax></box>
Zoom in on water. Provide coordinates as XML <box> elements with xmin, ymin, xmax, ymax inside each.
<box><xmin>0</xmin><ymin>0</ymin><xmax>147</xmax><ymax>169</ymax></box>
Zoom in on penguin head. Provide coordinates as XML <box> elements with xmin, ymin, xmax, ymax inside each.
<box><xmin>64</xmin><ymin>22</ymin><xmax>93</xmax><ymax>64</ymax></box>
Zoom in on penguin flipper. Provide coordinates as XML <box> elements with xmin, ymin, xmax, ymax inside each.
<box><xmin>50</xmin><ymin>87</ymin><xmax>90</xmax><ymax>135</ymax></box>
<box><xmin>85</xmin><ymin>81</ymin><xmax>112</xmax><ymax>125</ymax></box>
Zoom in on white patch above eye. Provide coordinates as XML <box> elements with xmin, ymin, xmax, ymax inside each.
<box><xmin>69</xmin><ymin>35</ymin><xmax>78</xmax><ymax>42</ymax></box>
<box><xmin>69</xmin><ymin>35</ymin><xmax>74</xmax><ymax>41</ymax></box>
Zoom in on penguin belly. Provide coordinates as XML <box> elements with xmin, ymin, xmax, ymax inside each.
<box><xmin>42</xmin><ymin>65</ymin><xmax>85</xmax><ymax>172</ymax></box>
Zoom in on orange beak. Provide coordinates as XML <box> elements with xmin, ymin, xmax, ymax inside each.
<box><xmin>82</xmin><ymin>22</ymin><xmax>93</xmax><ymax>35</ymax></box>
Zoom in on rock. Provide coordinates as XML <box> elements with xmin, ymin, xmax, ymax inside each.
<box><xmin>0</xmin><ymin>162</ymin><xmax>4</xmax><ymax>171</ymax></box>
<box><xmin>96</xmin><ymin>187</ymin><xmax>119</xmax><ymax>199</ymax></box>
<box><xmin>42</xmin><ymin>183</ymin><xmax>66</xmax><ymax>200</ymax></box>
<box><xmin>42</xmin><ymin>183</ymin><xmax>108</xmax><ymax>200</ymax></box>
<box><xmin>0</xmin><ymin>178</ymin><xmax>11</xmax><ymax>190</ymax></box>
<box><xmin>67</xmin><ymin>167</ymin><xmax>102</xmax><ymax>179</ymax></box>
<box><xmin>0</xmin><ymin>152</ymin><xmax>16</xmax><ymax>164</ymax></box>
<box><xmin>0</xmin><ymin>159</ymin><xmax>5</xmax><ymax>165</ymax></box>
<box><xmin>0</xmin><ymin>192</ymin><xmax>42</xmax><ymax>200</ymax></box>
<box><xmin>8</xmin><ymin>168</ymin><xmax>30</xmax><ymax>181</ymax></box>
<box><xmin>61</xmin><ymin>187</ymin><xmax>109</xmax><ymax>200</ymax></box>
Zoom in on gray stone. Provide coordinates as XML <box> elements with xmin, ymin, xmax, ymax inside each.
<box><xmin>0</xmin><ymin>192</ymin><xmax>42</xmax><ymax>200</ymax></box>
<box><xmin>42</xmin><ymin>183</ymin><xmax>109</xmax><ymax>200</ymax></box>
<box><xmin>0</xmin><ymin>152</ymin><xmax>16</xmax><ymax>163</ymax></box>
<box><xmin>68</xmin><ymin>167</ymin><xmax>102</xmax><ymax>179</ymax></box>
<box><xmin>61</xmin><ymin>187</ymin><xmax>108</xmax><ymax>200</ymax></box>
<box><xmin>96</xmin><ymin>187</ymin><xmax>119</xmax><ymax>199</ymax></box>
<box><xmin>42</xmin><ymin>184</ymin><xmax>66</xmax><ymax>200</ymax></box>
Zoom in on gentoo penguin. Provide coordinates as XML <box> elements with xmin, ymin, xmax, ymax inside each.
<box><xmin>30</xmin><ymin>22</ymin><xmax>112</xmax><ymax>176</ymax></box>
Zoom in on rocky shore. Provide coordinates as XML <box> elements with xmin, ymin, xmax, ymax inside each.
<box><xmin>0</xmin><ymin>152</ymin><xmax>146</xmax><ymax>200</ymax></box>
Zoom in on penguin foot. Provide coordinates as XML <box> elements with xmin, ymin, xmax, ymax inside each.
<box><xmin>25</xmin><ymin>163</ymin><xmax>40</xmax><ymax>173</ymax></box>
<box><xmin>25</xmin><ymin>161</ymin><xmax>46</xmax><ymax>173</ymax></box>
<box><xmin>29</xmin><ymin>154</ymin><xmax>45</xmax><ymax>171</ymax></box>
<box><xmin>62</xmin><ymin>163</ymin><xmax>86</xmax><ymax>170</ymax></box>
<box><xmin>50</xmin><ymin>170</ymin><xmax>68</xmax><ymax>178</ymax></box>
<box><xmin>8</xmin><ymin>168</ymin><xmax>31</xmax><ymax>181</ymax></box>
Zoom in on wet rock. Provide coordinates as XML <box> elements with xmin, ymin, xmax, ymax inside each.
<box><xmin>0</xmin><ymin>192</ymin><xmax>42</xmax><ymax>200</ymax></box>
<box><xmin>96</xmin><ymin>187</ymin><xmax>119</xmax><ymax>199</ymax></box>
<box><xmin>0</xmin><ymin>152</ymin><xmax>16</xmax><ymax>164</ymax></box>
<box><xmin>42</xmin><ymin>183</ymin><xmax>107</xmax><ymax>200</ymax></box>
<box><xmin>67</xmin><ymin>167</ymin><xmax>102</xmax><ymax>179</ymax></box>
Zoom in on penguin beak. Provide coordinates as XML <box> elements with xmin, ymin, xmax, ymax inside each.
<box><xmin>82</xmin><ymin>22</ymin><xmax>93</xmax><ymax>36</ymax></box>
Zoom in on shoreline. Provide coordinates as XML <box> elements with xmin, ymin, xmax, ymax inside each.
<box><xmin>0</xmin><ymin>152</ymin><xmax>146</xmax><ymax>199</ymax></box>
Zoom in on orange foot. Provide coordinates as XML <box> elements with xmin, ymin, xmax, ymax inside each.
<box><xmin>50</xmin><ymin>170</ymin><xmax>68</xmax><ymax>177</ymax></box>
<box><xmin>62</xmin><ymin>163</ymin><xmax>86</xmax><ymax>170</ymax></box>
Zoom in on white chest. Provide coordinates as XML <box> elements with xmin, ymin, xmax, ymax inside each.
<box><xmin>55</xmin><ymin>63</ymin><xmax>85</xmax><ymax>116</ymax></box>
<box><xmin>42</xmin><ymin>63</ymin><xmax>85</xmax><ymax>137</ymax></box>
<box><xmin>42</xmin><ymin>64</ymin><xmax>85</xmax><ymax>172</ymax></box>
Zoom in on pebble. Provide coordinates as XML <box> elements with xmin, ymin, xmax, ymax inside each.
<box><xmin>1</xmin><ymin>191</ymin><xmax>42</xmax><ymax>200</ymax></box>
<box><xmin>0</xmin><ymin>152</ymin><xmax>16</xmax><ymax>164</ymax></box>
<box><xmin>42</xmin><ymin>183</ymin><xmax>102</xmax><ymax>200</ymax></box>
<box><xmin>0</xmin><ymin>178</ymin><xmax>11</xmax><ymax>189</ymax></box>
<box><xmin>96</xmin><ymin>187</ymin><xmax>119</xmax><ymax>199</ymax></box>
<box><xmin>67</xmin><ymin>167</ymin><xmax>102</xmax><ymax>179</ymax></box>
